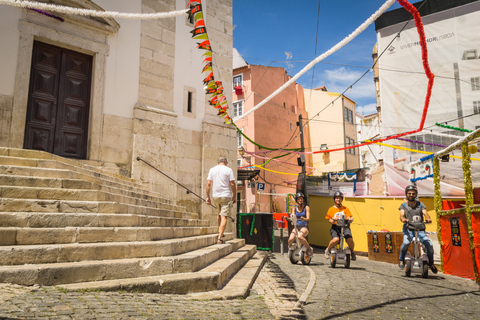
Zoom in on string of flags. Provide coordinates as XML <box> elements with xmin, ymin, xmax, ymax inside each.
<box><xmin>187</xmin><ymin>0</ymin><xmax>231</xmax><ymax>124</ymax></box>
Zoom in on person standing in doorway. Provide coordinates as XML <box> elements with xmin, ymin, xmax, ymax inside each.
<box><xmin>206</xmin><ymin>156</ymin><xmax>236</xmax><ymax>244</ymax></box>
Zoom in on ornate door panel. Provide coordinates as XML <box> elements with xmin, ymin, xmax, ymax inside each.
<box><xmin>24</xmin><ymin>41</ymin><xmax>92</xmax><ymax>159</ymax></box>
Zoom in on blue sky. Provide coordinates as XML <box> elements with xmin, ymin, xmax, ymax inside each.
<box><xmin>233</xmin><ymin>0</ymin><xmax>405</xmax><ymax>116</ymax></box>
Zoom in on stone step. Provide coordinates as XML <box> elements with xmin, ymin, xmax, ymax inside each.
<box><xmin>0</xmin><ymin>147</ymin><xmax>134</xmax><ymax>183</ymax></box>
<box><xmin>0</xmin><ymin>198</ymin><xmax>198</xmax><ymax>219</ymax></box>
<box><xmin>0</xmin><ymin>185</ymin><xmax>183</xmax><ymax>212</ymax></box>
<box><xmin>188</xmin><ymin>251</ymin><xmax>268</xmax><ymax>300</ymax></box>
<box><xmin>56</xmin><ymin>244</ymin><xmax>256</xmax><ymax>293</ymax></box>
<box><xmin>0</xmin><ymin>238</ymin><xmax>245</xmax><ymax>286</ymax></box>
<box><xmin>0</xmin><ymin>212</ymin><xmax>210</xmax><ymax>229</ymax></box>
<box><xmin>0</xmin><ymin>175</ymin><xmax>178</xmax><ymax>209</ymax></box>
<box><xmin>0</xmin><ymin>225</ymin><xmax>219</xmax><ymax>246</ymax></box>
<box><xmin>0</xmin><ymin>233</ymin><xmax>234</xmax><ymax>266</ymax></box>
<box><xmin>0</xmin><ymin>165</ymin><xmax>173</xmax><ymax>207</ymax></box>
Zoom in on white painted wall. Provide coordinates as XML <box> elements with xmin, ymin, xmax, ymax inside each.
<box><xmin>95</xmin><ymin>0</ymin><xmax>141</xmax><ymax>119</ymax></box>
<box><xmin>0</xmin><ymin>6</ymin><xmax>21</xmax><ymax>96</ymax></box>
<box><xmin>173</xmin><ymin>0</ymin><xmax>208</xmax><ymax>132</ymax></box>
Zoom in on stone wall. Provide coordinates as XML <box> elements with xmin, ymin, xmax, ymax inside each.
<box><xmin>0</xmin><ymin>95</ymin><xmax>13</xmax><ymax>148</ymax></box>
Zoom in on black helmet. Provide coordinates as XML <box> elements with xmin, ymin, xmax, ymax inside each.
<box><xmin>333</xmin><ymin>191</ymin><xmax>343</xmax><ymax>200</ymax></box>
<box><xmin>405</xmin><ymin>185</ymin><xmax>418</xmax><ymax>196</ymax></box>
<box><xmin>295</xmin><ymin>192</ymin><xmax>304</xmax><ymax>200</ymax></box>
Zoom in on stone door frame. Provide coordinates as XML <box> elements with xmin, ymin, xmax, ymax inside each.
<box><xmin>10</xmin><ymin>4</ymin><xmax>119</xmax><ymax>160</ymax></box>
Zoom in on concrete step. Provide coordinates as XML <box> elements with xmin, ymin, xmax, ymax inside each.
<box><xmin>0</xmin><ymin>225</ymin><xmax>219</xmax><ymax>245</ymax></box>
<box><xmin>0</xmin><ymin>238</ymin><xmax>245</xmax><ymax>286</ymax></box>
<box><xmin>0</xmin><ymin>233</ymin><xmax>234</xmax><ymax>266</ymax></box>
<box><xmin>0</xmin><ymin>212</ymin><xmax>210</xmax><ymax>228</ymax></box>
<box><xmin>0</xmin><ymin>186</ymin><xmax>185</xmax><ymax>213</ymax></box>
<box><xmin>56</xmin><ymin>243</ymin><xmax>256</xmax><ymax>293</ymax></box>
<box><xmin>0</xmin><ymin>198</ymin><xmax>198</xmax><ymax>219</ymax></box>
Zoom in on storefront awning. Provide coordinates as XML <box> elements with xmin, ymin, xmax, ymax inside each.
<box><xmin>237</xmin><ymin>169</ymin><xmax>260</xmax><ymax>181</ymax></box>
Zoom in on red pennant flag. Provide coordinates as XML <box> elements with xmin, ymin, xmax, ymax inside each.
<box><xmin>186</xmin><ymin>0</ymin><xmax>201</xmax><ymax>7</ymax></box>
<box><xmin>209</xmin><ymin>96</ymin><xmax>218</xmax><ymax>105</ymax></box>
<box><xmin>194</xmin><ymin>19</ymin><xmax>205</xmax><ymax>29</ymax></box>
<box><xmin>203</xmin><ymin>56</ymin><xmax>212</xmax><ymax>64</ymax></box>
<box><xmin>187</xmin><ymin>4</ymin><xmax>202</xmax><ymax>21</ymax></box>
<box><xmin>215</xmin><ymin>86</ymin><xmax>224</xmax><ymax>95</ymax></box>
<box><xmin>203</xmin><ymin>72</ymin><xmax>214</xmax><ymax>84</ymax></box>
<box><xmin>197</xmin><ymin>40</ymin><xmax>211</xmax><ymax>51</ymax></box>
<box><xmin>191</xmin><ymin>26</ymin><xmax>207</xmax><ymax>38</ymax></box>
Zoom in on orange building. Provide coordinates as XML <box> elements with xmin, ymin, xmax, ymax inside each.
<box><xmin>232</xmin><ymin>49</ymin><xmax>312</xmax><ymax>214</ymax></box>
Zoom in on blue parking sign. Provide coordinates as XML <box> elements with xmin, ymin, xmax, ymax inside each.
<box><xmin>257</xmin><ymin>182</ymin><xmax>265</xmax><ymax>192</ymax></box>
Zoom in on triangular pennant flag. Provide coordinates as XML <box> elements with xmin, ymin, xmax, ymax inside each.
<box><xmin>193</xmin><ymin>12</ymin><xmax>204</xmax><ymax>22</ymax></box>
<box><xmin>191</xmin><ymin>26</ymin><xmax>207</xmax><ymax>38</ymax></box>
<box><xmin>203</xmin><ymin>56</ymin><xmax>212</xmax><ymax>64</ymax></box>
<box><xmin>215</xmin><ymin>85</ymin><xmax>224</xmax><ymax>95</ymax></box>
<box><xmin>205</xmin><ymin>87</ymin><xmax>217</xmax><ymax>94</ymax></box>
<box><xmin>188</xmin><ymin>4</ymin><xmax>202</xmax><ymax>21</ymax></box>
<box><xmin>194</xmin><ymin>19</ymin><xmax>205</xmax><ymax>29</ymax></box>
<box><xmin>203</xmin><ymin>51</ymin><xmax>212</xmax><ymax>57</ymax></box>
<box><xmin>209</xmin><ymin>96</ymin><xmax>218</xmax><ymax>106</ymax></box>
<box><xmin>186</xmin><ymin>0</ymin><xmax>201</xmax><ymax>8</ymax></box>
<box><xmin>203</xmin><ymin>72</ymin><xmax>214</xmax><ymax>84</ymax></box>
<box><xmin>197</xmin><ymin>40</ymin><xmax>211</xmax><ymax>51</ymax></box>
<box><xmin>202</xmin><ymin>62</ymin><xmax>213</xmax><ymax>73</ymax></box>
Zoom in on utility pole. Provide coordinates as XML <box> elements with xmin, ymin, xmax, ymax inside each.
<box><xmin>297</xmin><ymin>114</ymin><xmax>306</xmax><ymax>176</ymax></box>
<box><xmin>297</xmin><ymin>115</ymin><xmax>307</xmax><ymax>204</ymax></box>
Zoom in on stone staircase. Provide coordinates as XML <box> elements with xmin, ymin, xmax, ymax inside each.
<box><xmin>0</xmin><ymin>147</ymin><xmax>266</xmax><ymax>296</ymax></box>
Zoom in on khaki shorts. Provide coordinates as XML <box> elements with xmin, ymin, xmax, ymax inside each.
<box><xmin>212</xmin><ymin>197</ymin><xmax>232</xmax><ymax>216</ymax></box>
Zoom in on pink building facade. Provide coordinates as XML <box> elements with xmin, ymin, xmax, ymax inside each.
<box><xmin>232</xmin><ymin>62</ymin><xmax>312</xmax><ymax>214</ymax></box>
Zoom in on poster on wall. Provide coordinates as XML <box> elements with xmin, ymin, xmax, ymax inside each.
<box><xmin>373</xmin><ymin>233</ymin><xmax>379</xmax><ymax>253</ymax></box>
<box><xmin>385</xmin><ymin>232</ymin><xmax>393</xmax><ymax>254</ymax></box>
<box><xmin>450</xmin><ymin>217</ymin><xmax>461</xmax><ymax>246</ymax></box>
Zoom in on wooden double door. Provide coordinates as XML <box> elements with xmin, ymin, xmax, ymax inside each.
<box><xmin>24</xmin><ymin>41</ymin><xmax>92</xmax><ymax>159</ymax></box>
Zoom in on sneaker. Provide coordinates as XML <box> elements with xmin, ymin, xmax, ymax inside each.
<box><xmin>351</xmin><ymin>252</ymin><xmax>356</xmax><ymax>261</ymax></box>
<box><xmin>398</xmin><ymin>260</ymin><xmax>405</xmax><ymax>270</ymax></box>
<box><xmin>307</xmin><ymin>247</ymin><xmax>314</xmax><ymax>257</ymax></box>
<box><xmin>430</xmin><ymin>264</ymin><xmax>438</xmax><ymax>274</ymax></box>
<box><xmin>324</xmin><ymin>250</ymin><xmax>331</xmax><ymax>259</ymax></box>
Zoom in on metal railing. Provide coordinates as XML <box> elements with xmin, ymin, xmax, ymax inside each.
<box><xmin>136</xmin><ymin>157</ymin><xmax>235</xmax><ymax>222</ymax></box>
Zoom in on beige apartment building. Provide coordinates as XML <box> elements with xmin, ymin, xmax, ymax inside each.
<box><xmin>304</xmin><ymin>87</ymin><xmax>359</xmax><ymax>174</ymax></box>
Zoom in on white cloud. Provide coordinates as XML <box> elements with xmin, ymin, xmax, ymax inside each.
<box><xmin>356</xmin><ymin>103</ymin><xmax>378</xmax><ymax>116</ymax></box>
<box><xmin>322</xmin><ymin>67</ymin><xmax>376</xmax><ymax>101</ymax></box>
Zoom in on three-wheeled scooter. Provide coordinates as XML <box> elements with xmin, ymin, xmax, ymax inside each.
<box><xmin>404</xmin><ymin>217</ymin><xmax>429</xmax><ymax>278</ymax></box>
<box><xmin>285</xmin><ymin>213</ymin><xmax>312</xmax><ymax>265</ymax></box>
<box><xmin>330</xmin><ymin>218</ymin><xmax>352</xmax><ymax>268</ymax></box>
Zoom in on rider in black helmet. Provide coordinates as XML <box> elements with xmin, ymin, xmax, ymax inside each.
<box><xmin>398</xmin><ymin>185</ymin><xmax>437</xmax><ymax>273</ymax></box>
<box><xmin>325</xmin><ymin>191</ymin><xmax>356</xmax><ymax>260</ymax></box>
<box><xmin>288</xmin><ymin>192</ymin><xmax>313</xmax><ymax>257</ymax></box>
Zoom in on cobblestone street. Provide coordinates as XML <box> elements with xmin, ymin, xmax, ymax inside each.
<box><xmin>1</xmin><ymin>250</ymin><xmax>479</xmax><ymax>319</ymax></box>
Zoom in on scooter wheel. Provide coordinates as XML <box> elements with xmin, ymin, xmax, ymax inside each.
<box><xmin>405</xmin><ymin>260</ymin><xmax>412</xmax><ymax>277</ymax></box>
<box><xmin>288</xmin><ymin>250</ymin><xmax>298</xmax><ymax>264</ymax></box>
<box><xmin>330</xmin><ymin>253</ymin><xmax>336</xmax><ymax>268</ymax></box>
<box><xmin>422</xmin><ymin>262</ymin><xmax>429</xmax><ymax>278</ymax></box>
<box><xmin>301</xmin><ymin>251</ymin><xmax>311</xmax><ymax>265</ymax></box>
<box><xmin>345</xmin><ymin>254</ymin><xmax>350</xmax><ymax>268</ymax></box>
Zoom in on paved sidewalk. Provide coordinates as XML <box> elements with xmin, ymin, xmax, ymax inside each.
<box><xmin>1</xmin><ymin>249</ymin><xmax>480</xmax><ymax>319</ymax></box>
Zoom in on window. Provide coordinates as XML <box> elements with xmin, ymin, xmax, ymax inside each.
<box><xmin>237</xmin><ymin>128</ymin><xmax>243</xmax><ymax>147</ymax></box>
<box><xmin>183</xmin><ymin>86</ymin><xmax>196</xmax><ymax>117</ymax></box>
<box><xmin>474</xmin><ymin>101</ymin><xmax>480</xmax><ymax>114</ymax></box>
<box><xmin>233</xmin><ymin>100</ymin><xmax>244</xmax><ymax>118</ymax></box>
<box><xmin>345</xmin><ymin>137</ymin><xmax>356</xmax><ymax>155</ymax></box>
<box><xmin>471</xmin><ymin>77</ymin><xmax>480</xmax><ymax>91</ymax></box>
<box><xmin>344</xmin><ymin>107</ymin><xmax>354</xmax><ymax>124</ymax></box>
<box><xmin>462</xmin><ymin>49</ymin><xmax>478</xmax><ymax>60</ymax></box>
<box><xmin>187</xmin><ymin>91</ymin><xmax>193</xmax><ymax>113</ymax></box>
<box><xmin>290</xmin><ymin>123</ymin><xmax>293</xmax><ymax>131</ymax></box>
<box><xmin>237</xmin><ymin>158</ymin><xmax>242</xmax><ymax>167</ymax></box>
<box><xmin>233</xmin><ymin>74</ymin><xmax>243</xmax><ymax>89</ymax></box>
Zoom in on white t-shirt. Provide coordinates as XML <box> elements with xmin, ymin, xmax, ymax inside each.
<box><xmin>207</xmin><ymin>164</ymin><xmax>235</xmax><ymax>198</ymax></box>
